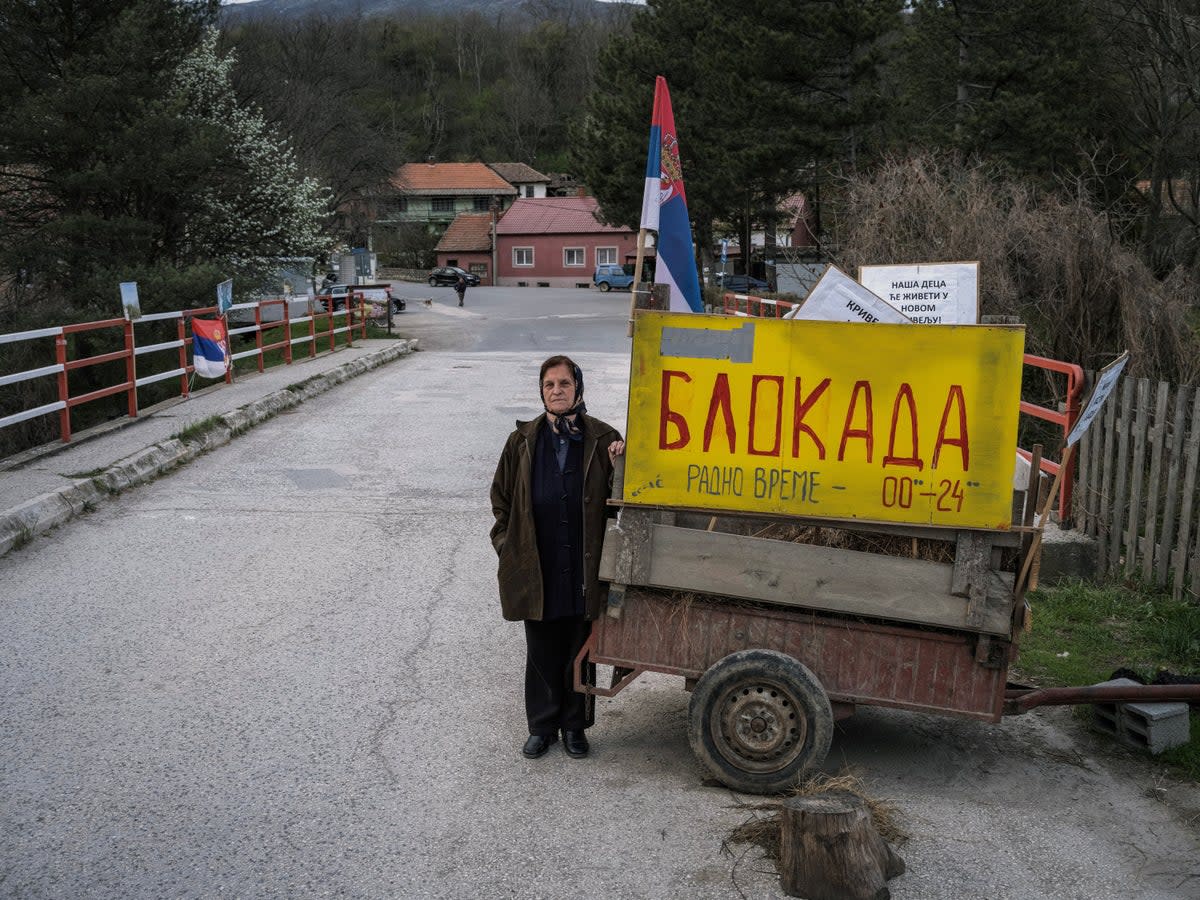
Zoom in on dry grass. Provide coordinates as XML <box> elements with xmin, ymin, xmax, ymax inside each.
<box><xmin>831</xmin><ymin>152</ymin><xmax>1200</xmax><ymax>384</ymax></box>
<box><xmin>726</xmin><ymin>771</ymin><xmax>909</xmax><ymax>864</ymax></box>
<box><xmin>746</xmin><ymin>521</ymin><xmax>955</xmax><ymax>563</ymax></box>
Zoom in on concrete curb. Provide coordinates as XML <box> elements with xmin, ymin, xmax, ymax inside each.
<box><xmin>0</xmin><ymin>340</ymin><xmax>417</xmax><ymax>557</ymax></box>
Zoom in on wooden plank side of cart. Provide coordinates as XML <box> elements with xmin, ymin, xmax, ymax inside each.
<box><xmin>591</xmin><ymin>509</ymin><xmax>1017</xmax><ymax>723</ymax></box>
<box><xmin>589</xmin><ymin>585</ymin><xmax>1009</xmax><ymax>723</ymax></box>
<box><xmin>600</xmin><ymin>517</ymin><xmax>1017</xmax><ymax>636</ymax></box>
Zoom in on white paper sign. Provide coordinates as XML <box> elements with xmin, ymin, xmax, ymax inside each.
<box><xmin>858</xmin><ymin>261</ymin><xmax>979</xmax><ymax>324</ymax></box>
<box><xmin>119</xmin><ymin>282</ymin><xmax>141</xmax><ymax>320</ymax></box>
<box><xmin>216</xmin><ymin>278</ymin><xmax>233</xmax><ymax>315</ymax></box>
<box><xmin>1067</xmin><ymin>351</ymin><xmax>1130</xmax><ymax>447</ymax></box>
<box><xmin>784</xmin><ymin>264</ymin><xmax>910</xmax><ymax>324</ymax></box>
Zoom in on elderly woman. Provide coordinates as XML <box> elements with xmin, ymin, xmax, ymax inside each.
<box><xmin>490</xmin><ymin>355</ymin><xmax>624</xmax><ymax>759</ymax></box>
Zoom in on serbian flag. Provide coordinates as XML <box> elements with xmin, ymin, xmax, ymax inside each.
<box><xmin>191</xmin><ymin>318</ymin><xmax>229</xmax><ymax>379</ymax></box>
<box><xmin>639</xmin><ymin>76</ymin><xmax>703</xmax><ymax>313</ymax></box>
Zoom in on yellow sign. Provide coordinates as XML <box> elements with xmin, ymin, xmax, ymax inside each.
<box><xmin>624</xmin><ymin>312</ymin><xmax>1024</xmax><ymax>529</ymax></box>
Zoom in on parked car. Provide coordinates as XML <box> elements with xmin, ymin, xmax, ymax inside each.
<box><xmin>428</xmin><ymin>266</ymin><xmax>480</xmax><ymax>287</ymax></box>
<box><xmin>715</xmin><ymin>273</ymin><xmax>771</xmax><ymax>293</ymax></box>
<box><xmin>317</xmin><ymin>283</ymin><xmax>353</xmax><ymax>312</ymax></box>
<box><xmin>317</xmin><ymin>283</ymin><xmax>394</xmax><ymax>312</ymax></box>
<box><xmin>593</xmin><ymin>264</ymin><xmax>635</xmax><ymax>292</ymax></box>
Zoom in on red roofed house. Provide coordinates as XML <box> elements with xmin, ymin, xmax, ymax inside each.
<box><xmin>434</xmin><ymin>212</ymin><xmax>495</xmax><ymax>284</ymax></box>
<box><xmin>494</xmin><ymin>196</ymin><xmax>636</xmax><ymax>288</ymax></box>
<box><xmin>387</xmin><ymin>162</ymin><xmax>517</xmax><ymax>227</ymax></box>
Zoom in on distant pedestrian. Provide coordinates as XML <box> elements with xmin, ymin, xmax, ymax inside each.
<box><xmin>455</xmin><ymin>272</ymin><xmax>467</xmax><ymax>307</ymax></box>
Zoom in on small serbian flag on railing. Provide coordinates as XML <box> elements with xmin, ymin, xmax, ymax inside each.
<box><xmin>191</xmin><ymin>318</ymin><xmax>229</xmax><ymax>379</ymax></box>
<box><xmin>640</xmin><ymin>76</ymin><xmax>703</xmax><ymax>313</ymax></box>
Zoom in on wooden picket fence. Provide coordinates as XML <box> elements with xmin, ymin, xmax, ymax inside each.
<box><xmin>1074</xmin><ymin>373</ymin><xmax>1200</xmax><ymax>600</ymax></box>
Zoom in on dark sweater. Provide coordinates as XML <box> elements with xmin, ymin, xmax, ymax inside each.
<box><xmin>531</xmin><ymin>423</ymin><xmax>584</xmax><ymax>620</ymax></box>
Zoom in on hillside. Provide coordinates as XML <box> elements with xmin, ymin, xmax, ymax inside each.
<box><xmin>220</xmin><ymin>0</ymin><xmax>623</xmax><ymax>22</ymax></box>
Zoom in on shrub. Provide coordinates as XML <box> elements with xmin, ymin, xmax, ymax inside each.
<box><xmin>832</xmin><ymin>153</ymin><xmax>1200</xmax><ymax>383</ymax></box>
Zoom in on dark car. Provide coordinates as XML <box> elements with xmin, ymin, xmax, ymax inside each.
<box><xmin>716</xmin><ymin>273</ymin><xmax>771</xmax><ymax>293</ymax></box>
<box><xmin>428</xmin><ymin>266</ymin><xmax>481</xmax><ymax>287</ymax></box>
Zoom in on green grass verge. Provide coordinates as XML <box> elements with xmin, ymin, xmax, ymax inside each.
<box><xmin>1018</xmin><ymin>577</ymin><xmax>1200</xmax><ymax>780</ymax></box>
<box><xmin>172</xmin><ymin>414</ymin><xmax>225</xmax><ymax>444</ymax></box>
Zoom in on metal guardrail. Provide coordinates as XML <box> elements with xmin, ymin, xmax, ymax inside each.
<box><xmin>1019</xmin><ymin>354</ymin><xmax>1085</xmax><ymax>521</ymax></box>
<box><xmin>720</xmin><ymin>291</ymin><xmax>798</xmax><ymax>318</ymax></box>
<box><xmin>1</xmin><ymin>293</ymin><xmax>369</xmax><ymax>443</ymax></box>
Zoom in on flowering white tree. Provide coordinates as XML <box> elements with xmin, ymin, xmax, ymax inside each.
<box><xmin>172</xmin><ymin>29</ymin><xmax>332</xmax><ymax>263</ymax></box>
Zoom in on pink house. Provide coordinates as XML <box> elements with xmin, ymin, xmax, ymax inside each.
<box><xmin>494</xmin><ymin>197</ymin><xmax>637</xmax><ymax>288</ymax></box>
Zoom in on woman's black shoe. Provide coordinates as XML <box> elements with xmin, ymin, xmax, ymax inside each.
<box><xmin>522</xmin><ymin>733</ymin><xmax>557</xmax><ymax>759</ymax></box>
<box><xmin>563</xmin><ymin>729</ymin><xmax>589</xmax><ymax>758</ymax></box>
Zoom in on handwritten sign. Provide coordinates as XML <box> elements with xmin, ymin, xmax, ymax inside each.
<box><xmin>1067</xmin><ymin>351</ymin><xmax>1129</xmax><ymax>447</ymax></box>
<box><xmin>625</xmin><ymin>311</ymin><xmax>1025</xmax><ymax>529</ymax></box>
<box><xmin>858</xmin><ymin>262</ymin><xmax>980</xmax><ymax>324</ymax></box>
<box><xmin>784</xmin><ymin>264</ymin><xmax>910</xmax><ymax>324</ymax></box>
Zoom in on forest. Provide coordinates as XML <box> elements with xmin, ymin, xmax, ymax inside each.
<box><xmin>216</xmin><ymin>0</ymin><xmax>1200</xmax><ymax>285</ymax></box>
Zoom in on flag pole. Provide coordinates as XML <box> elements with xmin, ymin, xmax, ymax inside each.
<box><xmin>628</xmin><ymin>227</ymin><xmax>649</xmax><ymax>338</ymax></box>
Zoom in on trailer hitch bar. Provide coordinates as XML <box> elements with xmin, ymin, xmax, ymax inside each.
<box><xmin>1004</xmin><ymin>683</ymin><xmax>1200</xmax><ymax>715</ymax></box>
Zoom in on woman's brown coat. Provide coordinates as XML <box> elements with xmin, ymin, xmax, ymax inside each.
<box><xmin>490</xmin><ymin>413</ymin><xmax>621</xmax><ymax>622</ymax></box>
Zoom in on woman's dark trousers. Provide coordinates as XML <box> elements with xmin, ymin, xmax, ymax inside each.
<box><xmin>524</xmin><ymin>617</ymin><xmax>594</xmax><ymax>736</ymax></box>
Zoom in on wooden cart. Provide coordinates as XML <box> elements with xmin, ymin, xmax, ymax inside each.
<box><xmin>578</xmin><ymin>498</ymin><xmax>1200</xmax><ymax>794</ymax></box>
<box><xmin>578</xmin><ymin>500</ymin><xmax>1027</xmax><ymax>794</ymax></box>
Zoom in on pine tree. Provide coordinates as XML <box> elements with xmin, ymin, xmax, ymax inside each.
<box><xmin>891</xmin><ymin>0</ymin><xmax>1112</xmax><ymax>182</ymax></box>
<box><xmin>572</xmin><ymin>0</ymin><xmax>902</xmax><ymax>267</ymax></box>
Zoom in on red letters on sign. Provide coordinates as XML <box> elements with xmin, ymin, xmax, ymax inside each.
<box><xmin>703</xmin><ymin>373</ymin><xmax>736</xmax><ymax>453</ymax></box>
<box><xmin>656</xmin><ymin>371</ymin><xmax>972</xmax><ymax>473</ymax></box>
<box><xmin>882</xmin><ymin>382</ymin><xmax>923</xmax><ymax>470</ymax></box>
<box><xmin>791</xmin><ymin>377</ymin><xmax>830</xmax><ymax>460</ymax></box>
<box><xmin>837</xmin><ymin>380</ymin><xmax>874</xmax><ymax>463</ymax></box>
<box><xmin>748</xmin><ymin>375</ymin><xmax>783</xmax><ymax>457</ymax></box>
<box><xmin>932</xmin><ymin>384</ymin><xmax>970</xmax><ymax>470</ymax></box>
<box><xmin>659</xmin><ymin>370</ymin><xmax>691</xmax><ymax>450</ymax></box>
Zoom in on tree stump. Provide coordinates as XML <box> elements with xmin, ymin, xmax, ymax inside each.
<box><xmin>779</xmin><ymin>790</ymin><xmax>905</xmax><ymax>900</ymax></box>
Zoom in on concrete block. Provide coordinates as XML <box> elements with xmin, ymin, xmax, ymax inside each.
<box><xmin>1037</xmin><ymin>523</ymin><xmax>1099</xmax><ymax>585</ymax></box>
<box><xmin>1091</xmin><ymin>678</ymin><xmax>1191</xmax><ymax>755</ymax></box>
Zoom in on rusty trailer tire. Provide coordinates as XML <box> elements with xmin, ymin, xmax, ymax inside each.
<box><xmin>687</xmin><ymin>649</ymin><xmax>833</xmax><ymax>795</ymax></box>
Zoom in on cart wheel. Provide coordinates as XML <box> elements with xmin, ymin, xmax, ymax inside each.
<box><xmin>688</xmin><ymin>649</ymin><xmax>833</xmax><ymax>795</ymax></box>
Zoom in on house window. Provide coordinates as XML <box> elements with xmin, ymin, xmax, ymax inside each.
<box><xmin>513</xmin><ymin>247</ymin><xmax>534</xmax><ymax>267</ymax></box>
<box><xmin>564</xmin><ymin>248</ymin><xmax>585</xmax><ymax>267</ymax></box>
<box><xmin>595</xmin><ymin>247</ymin><xmax>617</xmax><ymax>266</ymax></box>
<box><xmin>431</xmin><ymin>196</ymin><xmax>455</xmax><ymax>212</ymax></box>
<box><xmin>524</xmin><ymin>185</ymin><xmax>535</xmax><ymax>198</ymax></box>
<box><xmin>469</xmin><ymin>263</ymin><xmax>488</xmax><ymax>277</ymax></box>
<box><xmin>473</xmin><ymin>195</ymin><xmax>491</xmax><ymax>212</ymax></box>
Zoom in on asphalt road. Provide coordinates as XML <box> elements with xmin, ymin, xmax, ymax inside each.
<box><xmin>2</xmin><ymin>287</ymin><xmax>1198</xmax><ymax>899</ymax></box>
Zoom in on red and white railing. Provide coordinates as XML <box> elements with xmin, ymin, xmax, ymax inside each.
<box><xmin>1</xmin><ymin>293</ymin><xmax>368</xmax><ymax>443</ymax></box>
